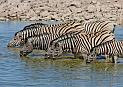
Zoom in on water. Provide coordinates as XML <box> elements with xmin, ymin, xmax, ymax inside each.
<box><xmin>0</xmin><ymin>21</ymin><xmax>123</xmax><ymax>87</ymax></box>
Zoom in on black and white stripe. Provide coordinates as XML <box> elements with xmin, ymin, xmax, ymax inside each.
<box><xmin>46</xmin><ymin>30</ymin><xmax>115</xmax><ymax>59</ymax></box>
<box><xmin>81</xmin><ymin>21</ymin><xmax>116</xmax><ymax>34</ymax></box>
<box><xmin>20</xmin><ymin>34</ymin><xmax>64</xmax><ymax>56</ymax></box>
<box><xmin>8</xmin><ymin>20</ymin><xmax>82</xmax><ymax>47</ymax></box>
<box><xmin>93</xmin><ymin>40</ymin><xmax>123</xmax><ymax>63</ymax></box>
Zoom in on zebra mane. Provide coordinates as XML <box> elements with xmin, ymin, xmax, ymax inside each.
<box><xmin>23</xmin><ymin>23</ymin><xmax>47</xmax><ymax>30</ymax></box>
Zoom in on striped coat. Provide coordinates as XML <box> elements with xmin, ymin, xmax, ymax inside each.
<box><xmin>46</xmin><ymin>30</ymin><xmax>115</xmax><ymax>58</ymax></box>
<box><xmin>8</xmin><ymin>20</ymin><xmax>82</xmax><ymax>47</ymax></box>
<box><xmin>93</xmin><ymin>40</ymin><xmax>123</xmax><ymax>63</ymax></box>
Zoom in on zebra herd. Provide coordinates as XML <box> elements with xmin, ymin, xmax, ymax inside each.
<box><xmin>7</xmin><ymin>20</ymin><xmax>123</xmax><ymax>63</ymax></box>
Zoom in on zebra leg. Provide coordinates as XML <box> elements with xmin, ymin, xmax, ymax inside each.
<box><xmin>80</xmin><ymin>53</ymin><xmax>88</xmax><ymax>63</ymax></box>
<box><xmin>54</xmin><ymin>47</ymin><xmax>63</xmax><ymax>57</ymax></box>
<box><xmin>45</xmin><ymin>46</ymin><xmax>55</xmax><ymax>58</ymax></box>
<box><xmin>114</xmin><ymin>56</ymin><xmax>118</xmax><ymax>64</ymax></box>
<box><xmin>85</xmin><ymin>54</ymin><xmax>94</xmax><ymax>63</ymax></box>
<box><xmin>87</xmin><ymin>54</ymin><xmax>96</xmax><ymax>63</ymax></box>
<box><xmin>105</xmin><ymin>55</ymin><xmax>111</xmax><ymax>63</ymax></box>
<box><xmin>112</xmin><ymin>56</ymin><xmax>118</xmax><ymax>64</ymax></box>
<box><xmin>89</xmin><ymin>48</ymin><xmax>97</xmax><ymax>63</ymax></box>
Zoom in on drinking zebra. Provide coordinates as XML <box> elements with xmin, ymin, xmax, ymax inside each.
<box><xmin>7</xmin><ymin>20</ymin><xmax>117</xmax><ymax>47</ymax></box>
<box><xmin>92</xmin><ymin>40</ymin><xmax>123</xmax><ymax>63</ymax></box>
<box><xmin>7</xmin><ymin>20</ymin><xmax>82</xmax><ymax>47</ymax></box>
<box><xmin>20</xmin><ymin>30</ymin><xmax>115</xmax><ymax>62</ymax></box>
<box><xmin>19</xmin><ymin>34</ymin><xmax>66</xmax><ymax>56</ymax></box>
<box><xmin>46</xmin><ymin>30</ymin><xmax>115</xmax><ymax>61</ymax></box>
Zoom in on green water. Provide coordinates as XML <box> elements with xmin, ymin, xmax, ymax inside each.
<box><xmin>0</xmin><ymin>21</ymin><xmax>123</xmax><ymax>87</ymax></box>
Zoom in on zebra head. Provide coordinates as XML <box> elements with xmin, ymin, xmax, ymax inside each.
<box><xmin>7</xmin><ymin>32</ymin><xmax>25</xmax><ymax>47</ymax></box>
<box><xmin>20</xmin><ymin>40</ymin><xmax>33</xmax><ymax>56</ymax></box>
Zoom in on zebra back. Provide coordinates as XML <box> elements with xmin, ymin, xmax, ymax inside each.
<box><xmin>81</xmin><ymin>20</ymin><xmax>117</xmax><ymax>34</ymax></box>
<box><xmin>15</xmin><ymin>20</ymin><xmax>82</xmax><ymax>37</ymax></box>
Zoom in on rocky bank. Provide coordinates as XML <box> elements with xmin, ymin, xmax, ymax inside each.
<box><xmin>0</xmin><ymin>0</ymin><xmax>123</xmax><ymax>24</ymax></box>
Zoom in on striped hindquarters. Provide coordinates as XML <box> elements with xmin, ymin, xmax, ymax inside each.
<box><xmin>95</xmin><ymin>40</ymin><xmax>123</xmax><ymax>56</ymax></box>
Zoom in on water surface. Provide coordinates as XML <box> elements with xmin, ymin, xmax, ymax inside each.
<box><xmin>0</xmin><ymin>21</ymin><xmax>123</xmax><ymax>87</ymax></box>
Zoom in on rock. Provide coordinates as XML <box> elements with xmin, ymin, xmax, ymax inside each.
<box><xmin>114</xmin><ymin>3</ymin><xmax>122</xmax><ymax>9</ymax></box>
<box><xmin>8</xmin><ymin>0</ymin><xmax>21</xmax><ymax>4</ymax></box>
<box><xmin>108</xmin><ymin>17</ymin><xmax>117</xmax><ymax>21</ymax></box>
<box><xmin>0</xmin><ymin>0</ymin><xmax>7</xmax><ymax>4</ymax></box>
<box><xmin>44</xmin><ymin>14</ymin><xmax>59</xmax><ymax>21</ymax></box>
<box><xmin>29</xmin><ymin>16</ymin><xmax>40</xmax><ymax>21</ymax></box>
<box><xmin>106</xmin><ymin>0</ymin><xmax>111</xmax><ymax>3</ymax></box>
<box><xmin>82</xmin><ymin>12</ymin><xmax>95</xmax><ymax>20</ymax></box>
<box><xmin>101</xmin><ymin>5</ymin><xmax>111</xmax><ymax>12</ymax></box>
<box><xmin>102</xmin><ymin>13</ymin><xmax>112</xmax><ymax>18</ymax></box>
<box><xmin>95</xmin><ymin>12</ymin><xmax>103</xmax><ymax>19</ymax></box>
<box><xmin>68</xmin><ymin>1</ymin><xmax>82</xmax><ymax>8</ymax></box>
<box><xmin>40</xmin><ymin>10</ymin><xmax>50</xmax><ymax>17</ymax></box>
<box><xmin>91</xmin><ymin>0</ymin><xmax>97</xmax><ymax>4</ymax></box>
<box><xmin>26</xmin><ymin>9</ymin><xmax>37</xmax><ymax>18</ymax></box>
<box><xmin>114</xmin><ymin>0</ymin><xmax>119</xmax><ymax>2</ymax></box>
<box><xmin>86</xmin><ymin>5</ymin><xmax>96</xmax><ymax>13</ymax></box>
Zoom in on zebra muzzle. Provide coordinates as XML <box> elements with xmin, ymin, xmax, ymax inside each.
<box><xmin>20</xmin><ymin>51</ymin><xmax>28</xmax><ymax>57</ymax></box>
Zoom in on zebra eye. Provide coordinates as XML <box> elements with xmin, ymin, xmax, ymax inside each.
<box><xmin>14</xmin><ymin>38</ymin><xmax>16</xmax><ymax>40</ymax></box>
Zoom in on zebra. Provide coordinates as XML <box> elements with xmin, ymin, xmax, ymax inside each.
<box><xmin>7</xmin><ymin>20</ymin><xmax>82</xmax><ymax>47</ymax></box>
<box><xmin>19</xmin><ymin>30</ymin><xmax>114</xmax><ymax>61</ymax></box>
<box><xmin>19</xmin><ymin>33</ymin><xmax>67</xmax><ymax>56</ymax></box>
<box><xmin>46</xmin><ymin>30</ymin><xmax>115</xmax><ymax>62</ymax></box>
<box><xmin>19</xmin><ymin>31</ymin><xmax>90</xmax><ymax>57</ymax></box>
<box><xmin>92</xmin><ymin>40</ymin><xmax>123</xmax><ymax>63</ymax></box>
<box><xmin>7</xmin><ymin>20</ymin><xmax>116</xmax><ymax>47</ymax></box>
